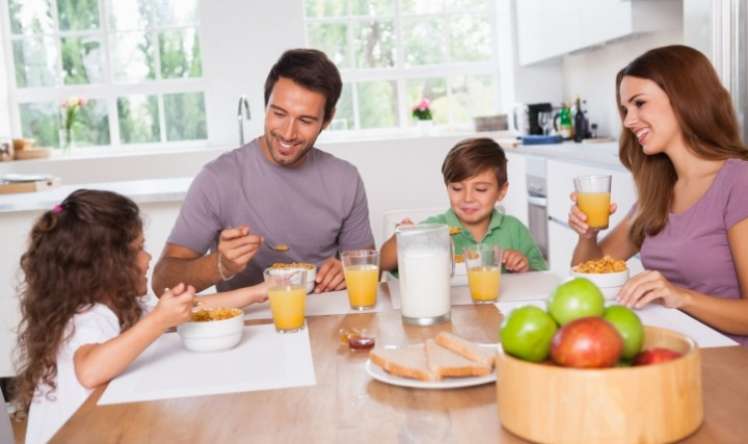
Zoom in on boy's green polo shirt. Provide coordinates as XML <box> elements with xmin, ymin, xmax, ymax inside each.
<box><xmin>422</xmin><ymin>208</ymin><xmax>548</xmax><ymax>271</ymax></box>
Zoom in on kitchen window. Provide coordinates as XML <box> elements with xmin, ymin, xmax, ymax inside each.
<box><xmin>2</xmin><ymin>0</ymin><xmax>207</xmax><ymax>150</ymax></box>
<box><xmin>303</xmin><ymin>0</ymin><xmax>501</xmax><ymax>132</ymax></box>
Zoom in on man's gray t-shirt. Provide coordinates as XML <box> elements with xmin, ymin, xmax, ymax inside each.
<box><xmin>168</xmin><ymin>138</ymin><xmax>375</xmax><ymax>290</ymax></box>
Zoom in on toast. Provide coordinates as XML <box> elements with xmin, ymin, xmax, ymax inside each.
<box><xmin>435</xmin><ymin>331</ymin><xmax>496</xmax><ymax>369</ymax></box>
<box><xmin>425</xmin><ymin>339</ymin><xmax>492</xmax><ymax>379</ymax></box>
<box><xmin>369</xmin><ymin>344</ymin><xmax>434</xmax><ymax>381</ymax></box>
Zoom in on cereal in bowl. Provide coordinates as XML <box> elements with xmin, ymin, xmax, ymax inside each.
<box><xmin>573</xmin><ymin>256</ymin><xmax>627</xmax><ymax>274</ymax></box>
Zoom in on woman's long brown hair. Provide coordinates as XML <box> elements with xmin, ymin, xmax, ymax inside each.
<box><xmin>13</xmin><ymin>190</ymin><xmax>144</xmax><ymax>410</ymax></box>
<box><xmin>616</xmin><ymin>45</ymin><xmax>748</xmax><ymax>246</ymax></box>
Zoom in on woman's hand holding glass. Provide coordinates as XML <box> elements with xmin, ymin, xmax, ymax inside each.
<box><xmin>568</xmin><ymin>192</ymin><xmax>618</xmax><ymax>239</ymax></box>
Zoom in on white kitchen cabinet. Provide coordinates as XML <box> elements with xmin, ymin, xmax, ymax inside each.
<box><xmin>516</xmin><ymin>0</ymin><xmax>681</xmax><ymax>66</ymax></box>
<box><xmin>504</xmin><ymin>152</ymin><xmax>529</xmax><ymax>226</ymax></box>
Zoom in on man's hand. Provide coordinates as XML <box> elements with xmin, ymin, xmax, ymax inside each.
<box><xmin>217</xmin><ymin>225</ymin><xmax>262</xmax><ymax>278</ymax></box>
<box><xmin>315</xmin><ymin>257</ymin><xmax>346</xmax><ymax>293</ymax></box>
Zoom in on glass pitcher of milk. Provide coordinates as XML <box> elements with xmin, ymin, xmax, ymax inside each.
<box><xmin>396</xmin><ymin>224</ymin><xmax>453</xmax><ymax>325</ymax></box>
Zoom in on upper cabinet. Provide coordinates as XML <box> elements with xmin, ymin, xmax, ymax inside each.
<box><xmin>515</xmin><ymin>0</ymin><xmax>682</xmax><ymax>66</ymax></box>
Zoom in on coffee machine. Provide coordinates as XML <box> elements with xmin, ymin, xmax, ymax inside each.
<box><xmin>527</xmin><ymin>103</ymin><xmax>552</xmax><ymax>135</ymax></box>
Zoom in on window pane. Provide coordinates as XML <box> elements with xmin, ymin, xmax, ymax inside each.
<box><xmin>61</xmin><ymin>36</ymin><xmax>104</xmax><ymax>84</ymax></box>
<box><xmin>304</xmin><ymin>0</ymin><xmax>346</xmax><ymax>18</ymax></box>
<box><xmin>402</xmin><ymin>18</ymin><xmax>446</xmax><ymax>66</ymax></box>
<box><xmin>159</xmin><ymin>28</ymin><xmax>203</xmax><ymax>79</ymax></box>
<box><xmin>446</xmin><ymin>0</ymin><xmax>488</xmax><ymax>14</ymax></box>
<box><xmin>109</xmin><ymin>0</ymin><xmax>198</xmax><ymax>30</ymax></box>
<box><xmin>352</xmin><ymin>20</ymin><xmax>395</xmax><ymax>68</ymax></box>
<box><xmin>357</xmin><ymin>80</ymin><xmax>398</xmax><ymax>129</ymax></box>
<box><xmin>58</xmin><ymin>0</ymin><xmax>100</xmax><ymax>31</ymax></box>
<box><xmin>8</xmin><ymin>0</ymin><xmax>55</xmax><ymax>34</ymax></box>
<box><xmin>329</xmin><ymin>83</ymin><xmax>353</xmax><ymax>130</ymax></box>
<box><xmin>110</xmin><ymin>32</ymin><xmax>158</xmax><ymax>82</ymax></box>
<box><xmin>406</xmin><ymin>78</ymin><xmax>447</xmax><ymax>125</ymax></box>
<box><xmin>164</xmin><ymin>92</ymin><xmax>207</xmax><ymax>141</ymax></box>
<box><xmin>307</xmin><ymin>22</ymin><xmax>350</xmax><ymax>68</ymax></box>
<box><xmin>69</xmin><ymin>98</ymin><xmax>111</xmax><ymax>146</ymax></box>
<box><xmin>12</xmin><ymin>37</ymin><xmax>59</xmax><ymax>87</ymax></box>
<box><xmin>449</xmin><ymin>75</ymin><xmax>499</xmax><ymax>124</ymax></box>
<box><xmin>400</xmin><ymin>0</ymin><xmax>445</xmax><ymax>15</ymax></box>
<box><xmin>350</xmin><ymin>0</ymin><xmax>394</xmax><ymax>16</ymax></box>
<box><xmin>449</xmin><ymin>15</ymin><xmax>491</xmax><ymax>62</ymax></box>
<box><xmin>19</xmin><ymin>102</ymin><xmax>60</xmax><ymax>147</ymax></box>
<box><xmin>118</xmin><ymin>95</ymin><xmax>161</xmax><ymax>144</ymax></box>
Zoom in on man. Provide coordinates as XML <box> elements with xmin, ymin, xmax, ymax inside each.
<box><xmin>153</xmin><ymin>49</ymin><xmax>375</xmax><ymax>294</ymax></box>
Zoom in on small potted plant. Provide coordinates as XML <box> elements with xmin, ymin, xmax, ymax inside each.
<box><xmin>412</xmin><ymin>98</ymin><xmax>433</xmax><ymax>121</ymax></box>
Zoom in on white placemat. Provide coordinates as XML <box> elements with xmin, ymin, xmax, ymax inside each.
<box><xmin>495</xmin><ymin>300</ymin><xmax>738</xmax><ymax>348</ymax></box>
<box><xmin>98</xmin><ymin>324</ymin><xmax>316</xmax><ymax>405</ymax></box>
<box><xmin>387</xmin><ymin>271</ymin><xmax>562</xmax><ymax>309</ymax></box>
<box><xmin>243</xmin><ymin>285</ymin><xmax>391</xmax><ymax>320</ymax></box>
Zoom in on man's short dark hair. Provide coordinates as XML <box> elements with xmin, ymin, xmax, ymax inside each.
<box><xmin>264</xmin><ymin>49</ymin><xmax>342</xmax><ymax>124</ymax></box>
<box><xmin>441</xmin><ymin>138</ymin><xmax>507</xmax><ymax>186</ymax></box>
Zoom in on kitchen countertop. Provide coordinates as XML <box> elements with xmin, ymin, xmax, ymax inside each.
<box><xmin>506</xmin><ymin>140</ymin><xmax>626</xmax><ymax>171</ymax></box>
<box><xmin>0</xmin><ymin>177</ymin><xmax>192</xmax><ymax>214</ymax></box>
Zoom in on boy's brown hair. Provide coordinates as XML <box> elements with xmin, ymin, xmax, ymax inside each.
<box><xmin>441</xmin><ymin>137</ymin><xmax>507</xmax><ymax>186</ymax></box>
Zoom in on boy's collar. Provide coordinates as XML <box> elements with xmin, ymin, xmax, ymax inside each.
<box><xmin>445</xmin><ymin>208</ymin><xmax>505</xmax><ymax>236</ymax></box>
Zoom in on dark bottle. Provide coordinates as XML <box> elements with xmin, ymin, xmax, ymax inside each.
<box><xmin>573</xmin><ymin>97</ymin><xmax>588</xmax><ymax>143</ymax></box>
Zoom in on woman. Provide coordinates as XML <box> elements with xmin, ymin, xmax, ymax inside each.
<box><xmin>568</xmin><ymin>45</ymin><xmax>748</xmax><ymax>345</ymax></box>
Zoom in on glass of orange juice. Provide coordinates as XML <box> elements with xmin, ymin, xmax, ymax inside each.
<box><xmin>264</xmin><ymin>268</ymin><xmax>307</xmax><ymax>333</ymax></box>
<box><xmin>465</xmin><ymin>244</ymin><xmax>502</xmax><ymax>303</ymax></box>
<box><xmin>341</xmin><ymin>249</ymin><xmax>379</xmax><ymax>310</ymax></box>
<box><xmin>574</xmin><ymin>175</ymin><xmax>612</xmax><ymax>229</ymax></box>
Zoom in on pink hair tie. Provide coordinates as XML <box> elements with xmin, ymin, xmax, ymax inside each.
<box><xmin>52</xmin><ymin>204</ymin><xmax>64</xmax><ymax>214</ymax></box>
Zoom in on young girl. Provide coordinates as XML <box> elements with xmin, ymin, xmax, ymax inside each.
<box><xmin>568</xmin><ymin>45</ymin><xmax>748</xmax><ymax>344</ymax></box>
<box><xmin>14</xmin><ymin>190</ymin><xmax>269</xmax><ymax>444</ymax></box>
<box><xmin>380</xmin><ymin>137</ymin><xmax>547</xmax><ymax>273</ymax></box>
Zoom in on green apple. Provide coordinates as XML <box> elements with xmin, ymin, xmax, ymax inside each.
<box><xmin>604</xmin><ymin>305</ymin><xmax>644</xmax><ymax>360</ymax></box>
<box><xmin>500</xmin><ymin>305</ymin><xmax>558</xmax><ymax>362</ymax></box>
<box><xmin>547</xmin><ymin>277</ymin><xmax>605</xmax><ymax>325</ymax></box>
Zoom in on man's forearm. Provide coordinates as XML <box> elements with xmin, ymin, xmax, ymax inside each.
<box><xmin>152</xmin><ymin>253</ymin><xmax>221</xmax><ymax>296</ymax></box>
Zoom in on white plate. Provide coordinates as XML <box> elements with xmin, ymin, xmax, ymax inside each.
<box><xmin>365</xmin><ymin>344</ymin><xmax>498</xmax><ymax>390</ymax></box>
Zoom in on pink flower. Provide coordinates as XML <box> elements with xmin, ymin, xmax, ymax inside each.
<box><xmin>417</xmin><ymin>99</ymin><xmax>431</xmax><ymax>111</ymax></box>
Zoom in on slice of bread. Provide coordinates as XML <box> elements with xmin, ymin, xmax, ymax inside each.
<box><xmin>425</xmin><ymin>339</ymin><xmax>492</xmax><ymax>379</ymax></box>
<box><xmin>369</xmin><ymin>344</ymin><xmax>434</xmax><ymax>381</ymax></box>
<box><xmin>435</xmin><ymin>331</ymin><xmax>496</xmax><ymax>369</ymax></box>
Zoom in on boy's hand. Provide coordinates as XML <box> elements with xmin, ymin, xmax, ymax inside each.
<box><xmin>502</xmin><ymin>250</ymin><xmax>530</xmax><ymax>273</ymax></box>
<box><xmin>154</xmin><ymin>283</ymin><xmax>195</xmax><ymax>329</ymax></box>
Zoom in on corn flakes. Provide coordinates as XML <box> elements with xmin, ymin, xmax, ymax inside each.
<box><xmin>573</xmin><ymin>256</ymin><xmax>627</xmax><ymax>274</ymax></box>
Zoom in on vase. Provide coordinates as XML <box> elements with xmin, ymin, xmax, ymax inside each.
<box><xmin>58</xmin><ymin>128</ymin><xmax>72</xmax><ymax>152</ymax></box>
<box><xmin>416</xmin><ymin>119</ymin><xmax>434</xmax><ymax>136</ymax></box>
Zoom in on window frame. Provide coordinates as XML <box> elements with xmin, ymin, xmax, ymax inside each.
<box><xmin>303</xmin><ymin>0</ymin><xmax>502</xmax><ymax>137</ymax></box>
<box><xmin>0</xmin><ymin>0</ymin><xmax>209</xmax><ymax>153</ymax></box>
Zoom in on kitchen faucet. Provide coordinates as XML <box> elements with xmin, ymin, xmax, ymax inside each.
<box><xmin>237</xmin><ymin>95</ymin><xmax>251</xmax><ymax>145</ymax></box>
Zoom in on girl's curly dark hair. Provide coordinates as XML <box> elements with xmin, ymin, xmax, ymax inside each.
<box><xmin>13</xmin><ymin>189</ymin><xmax>144</xmax><ymax>410</ymax></box>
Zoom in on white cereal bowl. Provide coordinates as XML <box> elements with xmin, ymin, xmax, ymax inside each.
<box><xmin>571</xmin><ymin>268</ymin><xmax>629</xmax><ymax>289</ymax></box>
<box><xmin>177</xmin><ymin>312</ymin><xmax>244</xmax><ymax>352</ymax></box>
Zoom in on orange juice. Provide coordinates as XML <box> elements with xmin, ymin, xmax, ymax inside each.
<box><xmin>468</xmin><ymin>266</ymin><xmax>501</xmax><ymax>302</ymax></box>
<box><xmin>344</xmin><ymin>264</ymin><xmax>379</xmax><ymax>309</ymax></box>
<box><xmin>577</xmin><ymin>192</ymin><xmax>611</xmax><ymax>229</ymax></box>
<box><xmin>269</xmin><ymin>287</ymin><xmax>306</xmax><ymax>332</ymax></box>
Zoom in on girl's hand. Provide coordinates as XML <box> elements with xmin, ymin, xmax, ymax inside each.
<box><xmin>502</xmin><ymin>250</ymin><xmax>530</xmax><ymax>273</ymax></box>
<box><xmin>154</xmin><ymin>283</ymin><xmax>195</xmax><ymax>329</ymax></box>
<box><xmin>568</xmin><ymin>192</ymin><xmax>617</xmax><ymax>239</ymax></box>
<box><xmin>246</xmin><ymin>280</ymin><xmax>270</xmax><ymax>305</ymax></box>
<box><xmin>616</xmin><ymin>270</ymin><xmax>690</xmax><ymax>309</ymax></box>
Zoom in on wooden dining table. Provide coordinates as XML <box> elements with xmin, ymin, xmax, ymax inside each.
<box><xmin>51</xmin><ymin>285</ymin><xmax>748</xmax><ymax>444</ymax></box>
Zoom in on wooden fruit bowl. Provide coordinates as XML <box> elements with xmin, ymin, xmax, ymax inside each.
<box><xmin>496</xmin><ymin>326</ymin><xmax>702</xmax><ymax>444</ymax></box>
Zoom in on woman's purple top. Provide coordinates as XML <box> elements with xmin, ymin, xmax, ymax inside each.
<box><xmin>639</xmin><ymin>158</ymin><xmax>748</xmax><ymax>346</ymax></box>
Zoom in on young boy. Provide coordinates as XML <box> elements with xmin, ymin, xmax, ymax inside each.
<box><xmin>380</xmin><ymin>137</ymin><xmax>547</xmax><ymax>273</ymax></box>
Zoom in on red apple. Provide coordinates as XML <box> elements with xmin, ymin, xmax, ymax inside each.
<box><xmin>550</xmin><ymin>317</ymin><xmax>623</xmax><ymax>368</ymax></box>
<box><xmin>633</xmin><ymin>347</ymin><xmax>683</xmax><ymax>366</ymax></box>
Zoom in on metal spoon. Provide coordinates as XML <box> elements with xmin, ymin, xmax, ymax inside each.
<box><xmin>267</xmin><ymin>242</ymin><xmax>290</xmax><ymax>253</ymax></box>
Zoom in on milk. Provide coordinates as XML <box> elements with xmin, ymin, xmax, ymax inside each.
<box><xmin>399</xmin><ymin>248</ymin><xmax>451</xmax><ymax>319</ymax></box>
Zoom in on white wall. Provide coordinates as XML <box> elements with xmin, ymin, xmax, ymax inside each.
<box><xmin>560</xmin><ymin>28</ymin><xmax>684</xmax><ymax>139</ymax></box>
<box><xmin>0</xmin><ymin>23</ymin><xmax>10</xmax><ymax>138</ymax></box>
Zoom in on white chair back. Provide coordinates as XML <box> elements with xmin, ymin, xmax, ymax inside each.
<box><xmin>0</xmin><ymin>388</ymin><xmax>13</xmax><ymax>444</ymax></box>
